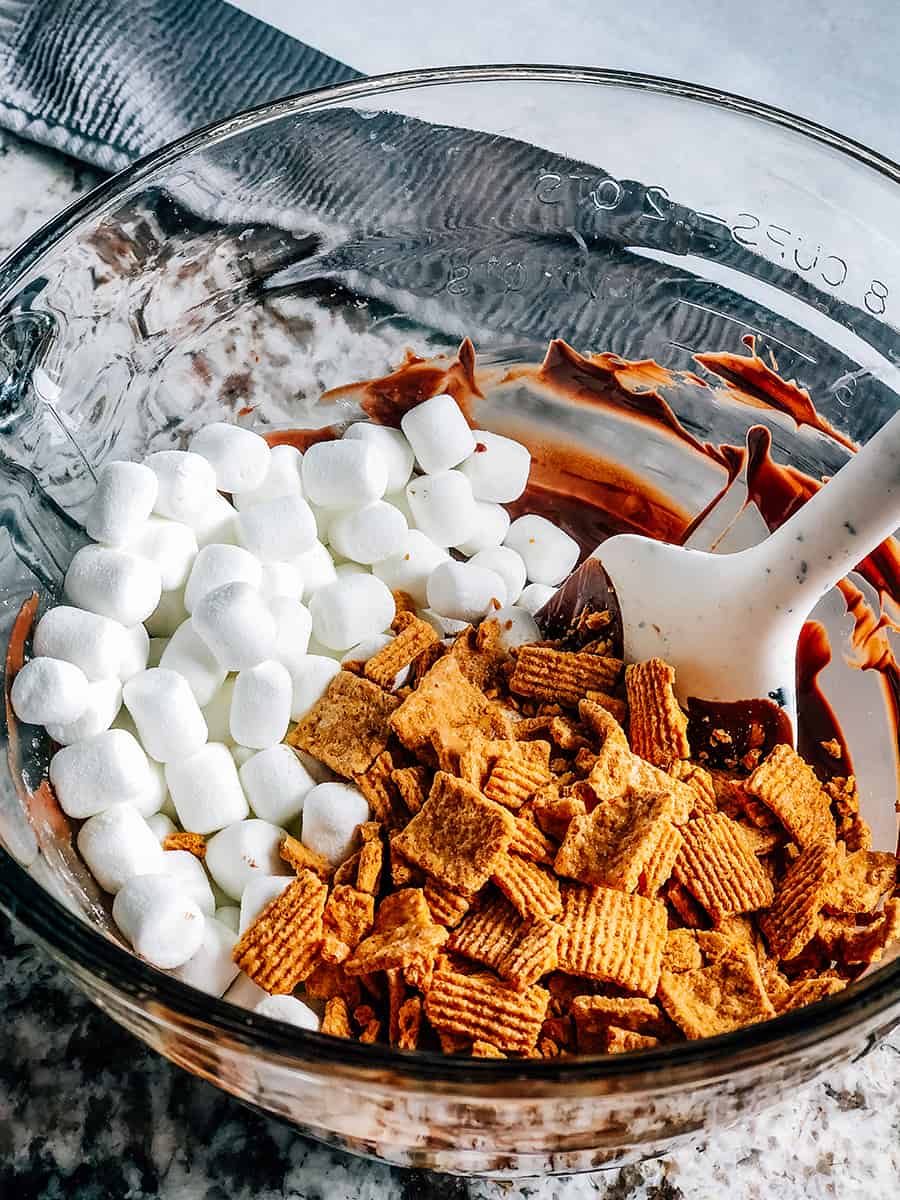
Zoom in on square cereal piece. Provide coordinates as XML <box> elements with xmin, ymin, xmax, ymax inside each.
<box><xmin>471</xmin><ymin>1039</ymin><xmax>507</xmax><ymax>1058</ymax></box>
<box><xmin>668</xmin><ymin>761</ymin><xmax>717</xmax><ymax>816</ymax></box>
<box><xmin>391</xmin><ymin>765</ymin><xmax>430</xmax><ymax>815</ymax></box>
<box><xmin>493</xmin><ymin>851</ymin><xmax>563</xmax><ymax>921</ymax></box>
<box><xmin>583</xmin><ymin>691</ymin><xmax>629</xmax><ymax>726</ymax></box>
<box><xmin>665</xmin><ymin>880</ymin><xmax>710</xmax><ymax>929</ymax></box>
<box><xmin>745</xmin><ymin>743</ymin><xmax>836</xmax><ymax>847</ymax></box>
<box><xmin>457</xmin><ymin>733</ymin><xmax>505</xmax><ymax>789</ymax></box>
<box><xmin>448</xmin><ymin>621</ymin><xmax>508</xmax><ymax>691</ymax></box>
<box><xmin>390</xmin><ymin>657</ymin><xmax>509</xmax><ymax>759</ymax></box>
<box><xmin>423</xmin><ymin>877</ymin><xmax>473</xmax><ymax>928</ymax></box>
<box><xmin>604</xmin><ymin>1027</ymin><xmax>661</xmax><ymax>1054</ymax></box>
<box><xmin>775</xmin><ymin>976</ymin><xmax>846</xmax><ymax>1013</ymax></box>
<box><xmin>344</xmin><ymin>914</ymin><xmax>449</xmax><ymax>977</ymax></box>
<box><xmin>355</xmin><ymin>838</ymin><xmax>384</xmax><ymax>894</ymax></box>
<box><xmin>321</xmin><ymin>996</ymin><xmax>353</xmax><ymax>1038</ymax></box>
<box><xmin>637</xmin><ymin>822</ymin><xmax>684</xmax><ymax>898</ymax></box>
<box><xmin>555</xmin><ymin>791</ymin><xmax>675</xmax><ymax>892</ymax></box>
<box><xmin>424</xmin><ymin>968</ymin><xmax>550</xmax><ymax>1055</ymax></box>
<box><xmin>323</xmin><ymin>884</ymin><xmax>375</xmax><ymax>951</ymax></box>
<box><xmin>556</xmin><ymin>883</ymin><xmax>668</xmax><ymax>996</ymax></box>
<box><xmin>483</xmin><ymin>740</ymin><xmax>553</xmax><ymax>810</ymax></box>
<box><xmin>625</xmin><ymin>659</ymin><xmax>691</xmax><ymax>767</ymax></box>
<box><xmin>392</xmin><ymin>771</ymin><xmax>515</xmax><ymax>893</ymax></box>
<box><xmin>662</xmin><ymin>928</ymin><xmax>703</xmax><ymax>973</ymax></box>
<box><xmin>365</xmin><ymin>615</ymin><xmax>439</xmax><ymax>689</ymax></box>
<box><xmin>673</xmin><ymin>812</ymin><xmax>775</xmax><ymax>922</ymax></box>
<box><xmin>531</xmin><ymin>787</ymin><xmax>587</xmax><ymax>843</ymax></box>
<box><xmin>449</xmin><ymin>892</ymin><xmax>523</xmax><ymax>973</ymax></box>
<box><xmin>838</xmin><ymin>898</ymin><xmax>900</xmax><ymax>965</ymax></box>
<box><xmin>657</xmin><ymin>945</ymin><xmax>775</xmax><ymax>1039</ymax></box>
<box><xmin>279</xmin><ymin>833</ymin><xmax>332</xmax><ymax>879</ymax></box>
<box><xmin>352</xmin><ymin>750</ymin><xmax>405</xmax><ymax>828</ymax></box>
<box><xmin>628</xmin><ymin>759</ymin><xmax>694</xmax><ymax>825</ymax></box>
<box><xmin>288</xmin><ymin>670</ymin><xmax>400</xmax><ymax>778</ymax></box>
<box><xmin>510</xmin><ymin>645</ymin><xmax>624</xmax><ymax>706</ymax></box>
<box><xmin>396</xmin><ymin>995</ymin><xmax>423</xmax><ymax>1050</ymax></box>
<box><xmin>822</xmin><ymin>849</ymin><xmax>897</xmax><ymax>916</ymax></box>
<box><xmin>759</xmin><ymin>841</ymin><xmax>842</xmax><ymax>960</ymax></box>
<box><xmin>570</xmin><ymin>995</ymin><xmax>669</xmax><ymax>1053</ymax></box>
<box><xmin>232</xmin><ymin>870</ymin><xmax>328</xmax><ymax>993</ymax></box>
<box><xmin>304</xmin><ymin>962</ymin><xmax>362</xmax><ymax>1007</ymax></box>
<box><xmin>498</xmin><ymin>919</ymin><xmax>560</xmax><ymax>989</ymax></box>
<box><xmin>375</xmin><ymin>887</ymin><xmax>433</xmax><ymax>932</ymax></box>
<box><xmin>509</xmin><ymin>812</ymin><xmax>557</xmax><ymax>865</ymax></box>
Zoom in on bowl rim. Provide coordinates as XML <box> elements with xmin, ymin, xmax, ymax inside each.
<box><xmin>1</xmin><ymin>63</ymin><xmax>899</xmax><ymax>1087</ymax></box>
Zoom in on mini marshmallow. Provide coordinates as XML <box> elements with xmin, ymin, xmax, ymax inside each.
<box><xmin>112</xmin><ymin>874</ymin><xmax>205</xmax><ymax>969</ymax></box>
<box><xmin>294</xmin><ymin>539</ymin><xmax>337</xmax><ymax>599</ymax></box>
<box><xmin>215</xmin><ymin>905</ymin><xmax>241</xmax><ymax>933</ymax></box>
<box><xmin>340</xmin><ymin>634</ymin><xmax>393</xmax><ymax>664</ymax></box>
<box><xmin>239</xmin><ymin>744</ymin><xmax>316</xmax><ymax>826</ymax></box>
<box><xmin>147</xmin><ymin>812</ymin><xmax>177</xmax><ymax>842</ymax></box>
<box><xmin>147</xmin><ymin>637</ymin><xmax>170</xmax><ymax>668</ymax></box>
<box><xmin>192</xmin><ymin>581</ymin><xmax>276</xmax><ymax>670</ymax></box>
<box><xmin>142</xmin><ymin>758</ymin><xmax>170</xmax><ymax>819</ymax></box>
<box><xmin>421</xmin><ymin>609</ymin><xmax>472</xmax><ymax>637</ymax></box>
<box><xmin>301</xmin><ymin>782</ymin><xmax>370</xmax><ymax>866</ymax></box>
<box><xmin>259</xmin><ymin>560</ymin><xmax>302</xmax><ymax>602</ymax></box>
<box><xmin>184</xmin><ymin>492</ymin><xmax>238</xmax><ymax>547</ymax></box>
<box><xmin>385</xmin><ymin>488</ymin><xmax>415</xmax><ymax>527</ymax></box>
<box><xmin>85</xmin><ymin>461</ymin><xmax>159</xmax><ymax>545</ymax></box>
<box><xmin>469</xmin><ymin>546</ymin><xmax>527</xmax><ymax>605</ymax></box>
<box><xmin>223</xmin><ymin>972</ymin><xmax>269</xmax><ymax>1011</ymax></box>
<box><xmin>491</xmin><ymin>604</ymin><xmax>541</xmax><ymax>651</ymax></box>
<box><xmin>184</xmin><ymin>543</ymin><xmax>262</xmax><ymax>614</ymax></box>
<box><xmin>344</xmin><ymin>423</ymin><xmax>415</xmax><ymax>493</ymax></box>
<box><xmin>267</xmin><ymin>596</ymin><xmax>312</xmax><ymax>678</ymax></box>
<box><xmin>163</xmin><ymin>848</ymin><xmax>216</xmax><ymax>915</ymax></box>
<box><xmin>11</xmin><ymin>657</ymin><xmax>89</xmax><ymax>726</ymax></box>
<box><xmin>77</xmin><ymin>804</ymin><xmax>165</xmax><ymax>893</ymax></box>
<box><xmin>454</xmin><ymin>502</ymin><xmax>511</xmax><ymax>556</ymax></box>
<box><xmin>458</xmin><ymin>430</ymin><xmax>531</xmax><ymax>502</ymax></box>
<box><xmin>236</xmin><ymin>493</ymin><xmax>317</xmax><ymax>561</ymax></box>
<box><xmin>289</xmin><ymin>655</ymin><xmax>341</xmax><ymax>721</ymax></box>
<box><xmin>232</xmin><ymin>444</ymin><xmax>304</xmax><ymax>511</ymax></box>
<box><xmin>189</xmin><ymin>423</ymin><xmax>271</xmax><ymax>493</ymax></box>
<box><xmin>165</xmin><ymin>742</ymin><xmax>249</xmax><ymax>834</ymax></box>
<box><xmin>406</xmin><ymin>471</ymin><xmax>478</xmax><ymax>547</ymax></box>
<box><xmin>425</xmin><ymin>560</ymin><xmax>507</xmax><ymax>623</ymax></box>
<box><xmin>238</xmin><ymin>873</ymin><xmax>293</xmax><ymax>933</ymax></box>
<box><xmin>123</xmin><ymin>668</ymin><xmax>208</xmax><ymax>762</ymax></box>
<box><xmin>229</xmin><ymin>660</ymin><xmax>292</xmax><ymax>749</ymax></box>
<box><xmin>254</xmin><ymin>994</ymin><xmax>320</xmax><ymax>1031</ymax></box>
<box><xmin>333</xmin><ymin>561</ymin><xmax>370</xmax><ymax>577</ymax></box>
<box><xmin>301</xmin><ymin>440</ymin><xmax>388</xmax><ymax>509</ymax></box>
<box><xmin>172</xmin><ymin>916</ymin><xmax>240</xmax><ymax>997</ymax></box>
<box><xmin>504</xmin><ymin>515</ymin><xmax>580</xmax><ymax>586</ymax></box>
<box><xmin>145</xmin><ymin>450</ymin><xmax>218</xmax><ymax>522</ymax></box>
<box><xmin>160</xmin><ymin>619</ymin><xmax>227</xmax><ymax>706</ymax></box>
<box><xmin>65</xmin><ymin>544</ymin><xmax>162</xmax><ymax>626</ymax></box>
<box><xmin>328</xmin><ymin>501</ymin><xmax>408</xmax><ymax>565</ymax></box>
<box><xmin>201</xmin><ymin>678</ymin><xmax>236</xmax><ymax>744</ymax></box>
<box><xmin>205</xmin><ymin>819</ymin><xmax>291</xmax><ymax>900</ymax></box>
<box><xmin>45</xmin><ymin>677</ymin><xmax>122</xmax><ymax>745</ymax></box>
<box><xmin>144</xmin><ymin>587</ymin><xmax>188</xmax><ymax>638</ymax></box>
<box><xmin>372</xmin><ymin>529</ymin><xmax>449</xmax><ymax>606</ymax></box>
<box><xmin>125</xmin><ymin>516</ymin><xmax>198</xmax><ymax>592</ymax></box>
<box><xmin>231</xmin><ymin>745</ymin><xmax>256</xmax><ymax>767</ymax></box>
<box><xmin>400</xmin><ymin>393</ymin><xmax>476</xmax><ymax>474</ymax></box>
<box><xmin>308</xmin><ymin>574</ymin><xmax>395</xmax><ymax>651</ymax></box>
<box><xmin>34</xmin><ymin>605</ymin><xmax>127</xmax><ymax>682</ymax></box>
<box><xmin>50</xmin><ymin>729</ymin><xmax>155</xmax><ymax>818</ymax></box>
<box><xmin>119</xmin><ymin>623</ymin><xmax>150</xmax><ymax>682</ymax></box>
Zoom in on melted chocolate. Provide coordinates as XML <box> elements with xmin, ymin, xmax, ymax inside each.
<box><xmin>796</xmin><ymin>621</ymin><xmax>853</xmax><ymax>778</ymax></box>
<box><xmin>687</xmin><ymin>697</ymin><xmax>794</xmax><ymax>769</ymax></box>
<box><xmin>534</xmin><ymin>557</ymin><xmax>623</xmax><ymax>656</ymax></box>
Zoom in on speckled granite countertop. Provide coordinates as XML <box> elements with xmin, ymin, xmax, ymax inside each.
<box><xmin>1</xmin><ymin>124</ymin><xmax>900</xmax><ymax>1198</ymax></box>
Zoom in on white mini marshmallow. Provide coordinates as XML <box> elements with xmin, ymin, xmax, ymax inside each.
<box><xmin>11</xmin><ymin>657</ymin><xmax>89</xmax><ymax>726</ymax></box>
<box><xmin>400</xmin><ymin>394</ymin><xmax>476</xmax><ymax>474</ymax></box>
<box><xmin>205</xmin><ymin>819</ymin><xmax>291</xmax><ymax>900</ymax></box>
<box><xmin>239</xmin><ymin>744</ymin><xmax>316</xmax><ymax>826</ymax></box>
<box><xmin>469</xmin><ymin>546</ymin><xmax>527</xmax><ymax>605</ymax></box>
<box><xmin>125</xmin><ymin>516</ymin><xmax>198</xmax><ymax>592</ymax></box>
<box><xmin>254</xmin><ymin>994</ymin><xmax>320</xmax><ymax>1031</ymax></box>
<box><xmin>459</xmin><ymin>430</ymin><xmax>531</xmax><ymax>502</ymax></box>
<box><xmin>112</xmin><ymin>874</ymin><xmax>205</xmax><ymax>969</ymax></box>
<box><xmin>184</xmin><ymin>492</ymin><xmax>238</xmax><ymax>547</ymax></box>
<box><xmin>229</xmin><ymin>660</ymin><xmax>292</xmax><ymax>749</ymax></box>
<box><xmin>333</xmin><ymin>561</ymin><xmax>369</xmax><ymax>577</ymax></box>
<box><xmin>294</xmin><ymin>539</ymin><xmax>337</xmax><ymax>599</ymax></box>
<box><xmin>192</xmin><ymin>581</ymin><xmax>276</xmax><ymax>670</ymax></box>
<box><xmin>231</xmin><ymin>745</ymin><xmax>256</xmax><ymax>767</ymax></box>
<box><xmin>147</xmin><ymin>637</ymin><xmax>170</xmax><ymax>668</ymax></box>
<box><xmin>189</xmin><ymin>423</ymin><xmax>271</xmax><ymax>493</ymax></box>
<box><xmin>328</xmin><ymin>501</ymin><xmax>408</xmax><ymax>565</ymax></box>
<box><xmin>165</xmin><ymin>742</ymin><xmax>249</xmax><ymax>834</ymax></box>
<box><xmin>201</xmin><ymin>678</ymin><xmax>236</xmax><ymax>744</ymax></box>
<box><xmin>301</xmin><ymin>782</ymin><xmax>370</xmax><ymax>867</ymax></box>
<box><xmin>146</xmin><ymin>450</ymin><xmax>218</xmax><ymax>522</ymax></box>
<box><xmin>184</xmin><ymin>543</ymin><xmax>262</xmax><ymax>614</ymax></box>
<box><xmin>238</xmin><ymin>873</ymin><xmax>294</xmax><ymax>933</ymax></box>
<box><xmin>144</xmin><ymin>587</ymin><xmax>188</xmax><ymax>638</ymax></box>
<box><xmin>33</xmin><ymin>605</ymin><xmax>127</xmax><ymax>682</ymax></box>
<box><xmin>147</xmin><ymin>812</ymin><xmax>177</xmax><ymax>842</ymax></box>
<box><xmin>425</xmin><ymin>560</ymin><xmax>507</xmax><ymax>623</ymax></box>
<box><xmin>308</xmin><ymin>574</ymin><xmax>395</xmax><ymax>651</ymax></box>
<box><xmin>45</xmin><ymin>677</ymin><xmax>122</xmax><ymax>745</ymax></box>
<box><xmin>77</xmin><ymin>804</ymin><xmax>165</xmax><ymax>893</ymax></box>
<box><xmin>223</xmin><ymin>972</ymin><xmax>269</xmax><ymax>1011</ymax></box>
<box><xmin>49</xmin><ymin>729</ymin><xmax>156</xmax><ymax>819</ymax></box>
<box><xmin>504</xmin><ymin>515</ymin><xmax>580</xmax><ymax>586</ymax></box>
<box><xmin>163</xmin><ymin>848</ymin><xmax>216</xmax><ymax>915</ymax></box>
<box><xmin>232</xmin><ymin>444</ymin><xmax>304</xmax><ymax>510</ymax></box>
<box><xmin>172</xmin><ymin>916</ymin><xmax>240</xmax><ymax>997</ymax></box>
<box><xmin>119</xmin><ymin>623</ymin><xmax>150</xmax><ymax>682</ymax></box>
<box><xmin>344</xmin><ymin>423</ymin><xmax>415</xmax><ymax>493</ymax></box>
<box><xmin>340</xmin><ymin>634</ymin><xmax>393</xmax><ymax>664</ymax></box>
<box><xmin>406</xmin><ymin>471</ymin><xmax>477</xmax><ymax>547</ymax></box>
<box><xmin>237</xmin><ymin>494</ymin><xmax>317</xmax><ymax>561</ymax></box>
<box><xmin>142</xmin><ymin>758</ymin><xmax>170</xmax><ymax>819</ymax></box>
<box><xmin>301</xmin><ymin>440</ymin><xmax>388</xmax><ymax>509</ymax></box>
<box><xmin>267</xmin><ymin>596</ymin><xmax>312</xmax><ymax>677</ymax></box>
<box><xmin>372</xmin><ymin>530</ymin><xmax>449</xmax><ymax>606</ymax></box>
<box><xmin>421</xmin><ymin>609</ymin><xmax>472</xmax><ymax>637</ymax></box>
<box><xmin>259</xmin><ymin>561</ymin><xmax>302</xmax><ymax>603</ymax></box>
<box><xmin>491</xmin><ymin>605</ymin><xmax>541</xmax><ymax>651</ymax></box>
<box><xmin>85</xmin><ymin>461</ymin><xmax>159</xmax><ymax>546</ymax></box>
<box><xmin>123</xmin><ymin>668</ymin><xmax>208</xmax><ymax>762</ymax></box>
<box><xmin>65</xmin><ymin>544</ymin><xmax>162</xmax><ymax>626</ymax></box>
<box><xmin>160</xmin><ymin>619</ymin><xmax>227</xmax><ymax>706</ymax></box>
<box><xmin>288</xmin><ymin>655</ymin><xmax>340</xmax><ymax>721</ymax></box>
<box><xmin>454</xmin><ymin>501</ymin><xmax>511</xmax><ymax>556</ymax></box>
<box><xmin>215</xmin><ymin>905</ymin><xmax>241</xmax><ymax>933</ymax></box>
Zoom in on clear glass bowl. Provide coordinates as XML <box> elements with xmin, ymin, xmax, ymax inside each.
<box><xmin>1</xmin><ymin>66</ymin><xmax>899</xmax><ymax>1177</ymax></box>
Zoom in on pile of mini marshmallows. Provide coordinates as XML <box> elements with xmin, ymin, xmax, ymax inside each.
<box><xmin>11</xmin><ymin>392</ymin><xmax>579</xmax><ymax>1029</ymax></box>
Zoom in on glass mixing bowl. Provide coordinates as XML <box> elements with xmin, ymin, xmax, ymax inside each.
<box><xmin>1</xmin><ymin>66</ymin><xmax>899</xmax><ymax>1177</ymax></box>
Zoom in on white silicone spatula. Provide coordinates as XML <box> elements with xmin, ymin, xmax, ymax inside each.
<box><xmin>591</xmin><ymin>410</ymin><xmax>900</xmax><ymax>731</ymax></box>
